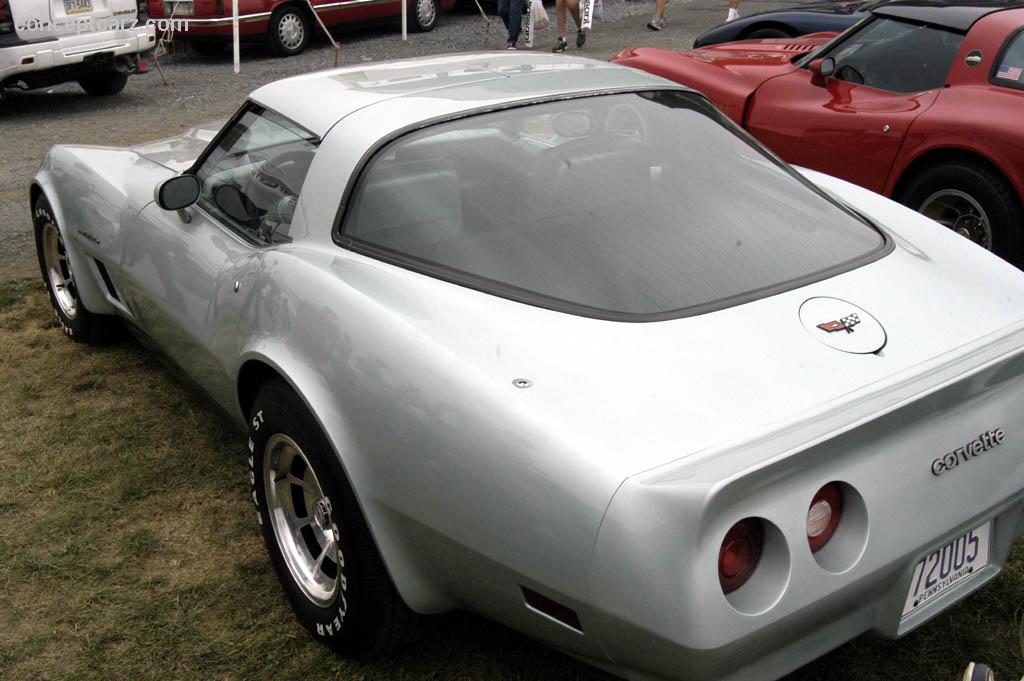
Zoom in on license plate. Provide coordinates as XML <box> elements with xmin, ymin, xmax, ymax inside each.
<box><xmin>64</xmin><ymin>0</ymin><xmax>92</xmax><ymax>14</ymax></box>
<box><xmin>902</xmin><ymin>521</ymin><xmax>991</xmax><ymax>618</ymax></box>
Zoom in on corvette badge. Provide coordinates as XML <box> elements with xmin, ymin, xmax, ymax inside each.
<box><xmin>817</xmin><ymin>314</ymin><xmax>860</xmax><ymax>334</ymax></box>
<box><xmin>799</xmin><ymin>298</ymin><xmax>886</xmax><ymax>354</ymax></box>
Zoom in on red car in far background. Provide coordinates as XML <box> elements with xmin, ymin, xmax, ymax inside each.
<box><xmin>614</xmin><ymin>1</ymin><xmax>1024</xmax><ymax>266</ymax></box>
<box><xmin>149</xmin><ymin>0</ymin><xmax>453</xmax><ymax>56</ymax></box>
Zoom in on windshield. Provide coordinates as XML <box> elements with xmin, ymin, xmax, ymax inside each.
<box><xmin>340</xmin><ymin>91</ymin><xmax>887</xmax><ymax>320</ymax></box>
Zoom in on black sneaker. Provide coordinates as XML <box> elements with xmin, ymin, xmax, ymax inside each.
<box><xmin>506</xmin><ymin>40</ymin><xmax>517</xmax><ymax>50</ymax></box>
<box><xmin>552</xmin><ymin>37</ymin><xmax>568</xmax><ymax>52</ymax></box>
<box><xmin>576</xmin><ymin>30</ymin><xmax>587</xmax><ymax>48</ymax></box>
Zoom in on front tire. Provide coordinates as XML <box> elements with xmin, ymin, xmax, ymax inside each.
<box><xmin>897</xmin><ymin>159</ymin><xmax>1024</xmax><ymax>265</ymax></box>
<box><xmin>78</xmin><ymin>70</ymin><xmax>128</xmax><ymax>96</ymax></box>
<box><xmin>248</xmin><ymin>377</ymin><xmax>427</xmax><ymax>656</ymax></box>
<box><xmin>409</xmin><ymin>0</ymin><xmax>439</xmax><ymax>32</ymax></box>
<box><xmin>33</xmin><ymin>196</ymin><xmax>118</xmax><ymax>344</ymax></box>
<box><xmin>268</xmin><ymin>6</ymin><xmax>311</xmax><ymax>56</ymax></box>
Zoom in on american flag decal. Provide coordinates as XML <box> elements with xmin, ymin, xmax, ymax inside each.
<box><xmin>817</xmin><ymin>313</ymin><xmax>861</xmax><ymax>334</ymax></box>
<box><xmin>997</xmin><ymin>65</ymin><xmax>1023</xmax><ymax>81</ymax></box>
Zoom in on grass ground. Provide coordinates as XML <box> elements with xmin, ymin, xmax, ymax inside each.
<box><xmin>1</xmin><ymin>276</ymin><xmax>1023</xmax><ymax>681</ymax></box>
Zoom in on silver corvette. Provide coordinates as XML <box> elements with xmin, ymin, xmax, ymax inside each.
<box><xmin>31</xmin><ymin>53</ymin><xmax>1024</xmax><ymax>681</ymax></box>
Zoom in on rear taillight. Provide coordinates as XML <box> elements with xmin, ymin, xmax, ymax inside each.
<box><xmin>807</xmin><ymin>482</ymin><xmax>843</xmax><ymax>553</ymax></box>
<box><xmin>718</xmin><ymin>518</ymin><xmax>764</xmax><ymax>594</ymax></box>
<box><xmin>0</xmin><ymin>0</ymin><xmax>14</xmax><ymax>35</ymax></box>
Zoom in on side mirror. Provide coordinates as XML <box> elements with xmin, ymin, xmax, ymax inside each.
<box><xmin>810</xmin><ymin>57</ymin><xmax>836</xmax><ymax>86</ymax></box>
<box><xmin>155</xmin><ymin>174</ymin><xmax>200</xmax><ymax>211</ymax></box>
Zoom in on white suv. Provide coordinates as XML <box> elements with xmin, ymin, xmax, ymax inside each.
<box><xmin>1</xmin><ymin>0</ymin><xmax>155</xmax><ymax>103</ymax></box>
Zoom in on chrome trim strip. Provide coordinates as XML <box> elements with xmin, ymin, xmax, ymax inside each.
<box><xmin>174</xmin><ymin>0</ymin><xmax>396</xmax><ymax>25</ymax></box>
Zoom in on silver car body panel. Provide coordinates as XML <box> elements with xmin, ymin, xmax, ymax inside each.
<box><xmin>32</xmin><ymin>52</ymin><xmax>1024</xmax><ymax>681</ymax></box>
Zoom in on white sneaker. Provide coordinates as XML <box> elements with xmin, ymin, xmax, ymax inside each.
<box><xmin>726</xmin><ymin>7</ymin><xmax>740</xmax><ymax>21</ymax></box>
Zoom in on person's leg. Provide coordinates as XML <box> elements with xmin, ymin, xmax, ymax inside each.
<box><xmin>507</xmin><ymin>0</ymin><xmax>524</xmax><ymax>44</ymax></box>
<box><xmin>566</xmin><ymin>0</ymin><xmax>585</xmax><ymax>47</ymax></box>
<box><xmin>567</xmin><ymin>0</ymin><xmax>581</xmax><ymax>29</ymax></box>
<box><xmin>727</xmin><ymin>0</ymin><xmax>740</xmax><ymax>21</ymax></box>
<box><xmin>647</xmin><ymin>0</ymin><xmax>667</xmax><ymax>29</ymax></box>
<box><xmin>497</xmin><ymin>0</ymin><xmax>511</xmax><ymax>32</ymax></box>
<box><xmin>553</xmin><ymin>0</ymin><xmax>569</xmax><ymax>50</ymax></box>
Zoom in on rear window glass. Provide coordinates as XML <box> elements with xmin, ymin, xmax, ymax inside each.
<box><xmin>994</xmin><ymin>29</ymin><xmax>1024</xmax><ymax>89</ymax></box>
<box><xmin>340</xmin><ymin>91</ymin><xmax>887</xmax><ymax>320</ymax></box>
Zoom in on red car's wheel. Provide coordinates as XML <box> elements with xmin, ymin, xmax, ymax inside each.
<box><xmin>898</xmin><ymin>160</ymin><xmax>1024</xmax><ymax>265</ymax></box>
<box><xmin>268</xmin><ymin>5</ymin><xmax>311</xmax><ymax>57</ymax></box>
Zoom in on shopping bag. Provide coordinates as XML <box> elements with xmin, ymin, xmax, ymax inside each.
<box><xmin>532</xmin><ymin>0</ymin><xmax>550</xmax><ymax>31</ymax></box>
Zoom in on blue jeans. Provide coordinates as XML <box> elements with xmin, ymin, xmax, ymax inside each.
<box><xmin>497</xmin><ymin>0</ymin><xmax>526</xmax><ymax>43</ymax></box>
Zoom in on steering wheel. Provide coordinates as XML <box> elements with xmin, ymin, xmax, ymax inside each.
<box><xmin>605</xmin><ymin>103</ymin><xmax>647</xmax><ymax>142</ymax></box>
<box><xmin>248</xmin><ymin>149</ymin><xmax>312</xmax><ymax>197</ymax></box>
<box><xmin>836</xmin><ymin>64</ymin><xmax>865</xmax><ymax>85</ymax></box>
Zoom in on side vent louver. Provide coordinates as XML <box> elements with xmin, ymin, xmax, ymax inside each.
<box><xmin>521</xmin><ymin>586</ymin><xmax>583</xmax><ymax>633</ymax></box>
<box><xmin>94</xmin><ymin>259</ymin><xmax>121</xmax><ymax>302</ymax></box>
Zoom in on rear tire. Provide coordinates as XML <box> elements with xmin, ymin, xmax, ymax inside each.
<box><xmin>744</xmin><ymin>26</ymin><xmax>795</xmax><ymax>40</ymax></box>
<box><xmin>268</xmin><ymin>6</ymin><xmax>311</xmax><ymax>56</ymax></box>
<box><xmin>248</xmin><ymin>377</ymin><xmax>428</xmax><ymax>657</ymax></box>
<box><xmin>896</xmin><ymin>159</ymin><xmax>1024</xmax><ymax>265</ymax></box>
<box><xmin>78</xmin><ymin>70</ymin><xmax>128</xmax><ymax>96</ymax></box>
<box><xmin>33</xmin><ymin>195</ymin><xmax>118</xmax><ymax>344</ymax></box>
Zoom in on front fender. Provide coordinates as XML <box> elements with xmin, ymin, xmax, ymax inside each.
<box><xmin>32</xmin><ymin>168</ymin><xmax>114</xmax><ymax>317</ymax></box>
<box><xmin>32</xmin><ymin>144</ymin><xmax>175</xmax><ymax>317</ymax></box>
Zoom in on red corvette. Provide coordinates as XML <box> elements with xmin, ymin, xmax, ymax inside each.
<box><xmin>150</xmin><ymin>0</ymin><xmax>455</xmax><ymax>57</ymax></box>
<box><xmin>614</xmin><ymin>1</ymin><xmax>1024</xmax><ymax>264</ymax></box>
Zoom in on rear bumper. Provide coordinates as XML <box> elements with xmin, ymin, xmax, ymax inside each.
<box><xmin>1</xmin><ymin>26</ymin><xmax>155</xmax><ymax>84</ymax></box>
<box><xmin>587</xmin><ymin>323</ymin><xmax>1024</xmax><ymax>681</ymax></box>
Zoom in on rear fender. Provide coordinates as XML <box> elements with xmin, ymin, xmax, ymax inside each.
<box><xmin>614</xmin><ymin>48</ymin><xmax>758</xmax><ymax>124</ymax></box>
<box><xmin>233</xmin><ymin>343</ymin><xmax>457</xmax><ymax>614</ymax></box>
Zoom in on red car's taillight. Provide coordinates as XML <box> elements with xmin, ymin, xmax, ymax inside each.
<box><xmin>807</xmin><ymin>482</ymin><xmax>844</xmax><ymax>553</ymax></box>
<box><xmin>718</xmin><ymin>518</ymin><xmax>764</xmax><ymax>594</ymax></box>
<box><xmin>0</xmin><ymin>0</ymin><xmax>15</xmax><ymax>35</ymax></box>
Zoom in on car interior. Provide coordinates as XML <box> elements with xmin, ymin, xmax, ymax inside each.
<box><xmin>343</xmin><ymin>92</ymin><xmax>883</xmax><ymax>315</ymax></box>
<box><xmin>831</xmin><ymin>17</ymin><xmax>965</xmax><ymax>93</ymax></box>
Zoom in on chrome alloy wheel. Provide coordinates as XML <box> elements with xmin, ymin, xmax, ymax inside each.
<box><xmin>41</xmin><ymin>220</ymin><xmax>78</xmax><ymax>319</ymax></box>
<box><xmin>415</xmin><ymin>0</ymin><xmax>436</xmax><ymax>28</ymax></box>
<box><xmin>277</xmin><ymin>12</ymin><xmax>305</xmax><ymax>51</ymax></box>
<box><xmin>920</xmin><ymin>189</ymin><xmax>993</xmax><ymax>250</ymax></box>
<box><xmin>264</xmin><ymin>434</ymin><xmax>341</xmax><ymax>608</ymax></box>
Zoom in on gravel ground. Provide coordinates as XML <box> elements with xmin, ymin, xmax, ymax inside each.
<box><xmin>0</xmin><ymin>0</ymin><xmax>801</xmax><ymax>282</ymax></box>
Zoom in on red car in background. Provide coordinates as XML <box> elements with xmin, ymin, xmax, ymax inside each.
<box><xmin>614</xmin><ymin>1</ymin><xmax>1024</xmax><ymax>265</ymax></box>
<box><xmin>150</xmin><ymin>0</ymin><xmax>454</xmax><ymax>56</ymax></box>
